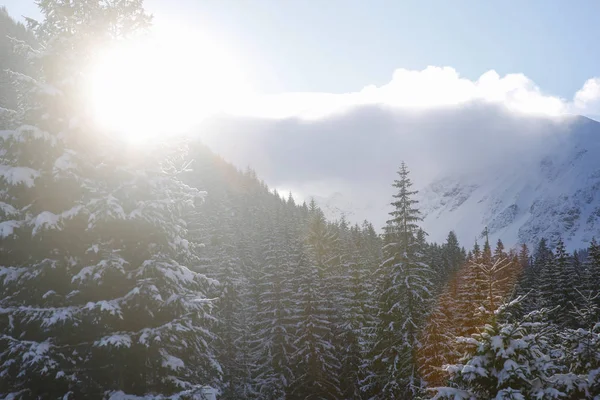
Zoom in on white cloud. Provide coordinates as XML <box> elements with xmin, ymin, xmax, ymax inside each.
<box><xmin>227</xmin><ymin>66</ymin><xmax>600</xmax><ymax>120</ymax></box>
<box><xmin>198</xmin><ymin>66</ymin><xmax>600</xmax><ymax>234</ymax></box>
<box><xmin>574</xmin><ymin>78</ymin><xmax>600</xmax><ymax>114</ymax></box>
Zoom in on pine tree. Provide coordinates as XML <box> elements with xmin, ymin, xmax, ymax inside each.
<box><xmin>288</xmin><ymin>201</ymin><xmax>342</xmax><ymax>399</ymax></box>
<box><xmin>365</xmin><ymin>162</ymin><xmax>433</xmax><ymax>398</ymax></box>
<box><xmin>518</xmin><ymin>243</ymin><xmax>530</xmax><ymax>271</ymax></box>
<box><xmin>454</xmin><ymin>242</ymin><xmax>488</xmax><ymax>339</ymax></box>
<box><xmin>552</xmin><ymin>238</ymin><xmax>579</xmax><ymax>327</ymax></box>
<box><xmin>559</xmin><ymin>289</ymin><xmax>600</xmax><ymax>398</ymax></box>
<box><xmin>252</xmin><ymin>212</ymin><xmax>295</xmax><ymax>399</ymax></box>
<box><xmin>581</xmin><ymin>238</ymin><xmax>600</xmax><ymax>308</ymax></box>
<box><xmin>433</xmin><ymin>302</ymin><xmax>563</xmax><ymax>400</ymax></box>
<box><xmin>335</xmin><ymin>222</ymin><xmax>367</xmax><ymax>399</ymax></box>
<box><xmin>520</xmin><ymin>238</ymin><xmax>552</xmax><ymax>312</ymax></box>
<box><xmin>481</xmin><ymin>228</ymin><xmax>492</xmax><ymax>264</ymax></box>
<box><xmin>539</xmin><ymin>245</ymin><xmax>561</xmax><ymax>313</ymax></box>
<box><xmin>493</xmin><ymin>239</ymin><xmax>506</xmax><ymax>261</ymax></box>
<box><xmin>0</xmin><ymin>7</ymin><xmax>35</xmax><ymax>112</ymax></box>
<box><xmin>213</xmin><ymin>229</ymin><xmax>248</xmax><ymax>399</ymax></box>
<box><xmin>417</xmin><ymin>275</ymin><xmax>460</xmax><ymax>388</ymax></box>
<box><xmin>0</xmin><ymin>1</ymin><xmax>219</xmax><ymax>398</ymax></box>
<box><xmin>443</xmin><ymin>231</ymin><xmax>464</xmax><ymax>274</ymax></box>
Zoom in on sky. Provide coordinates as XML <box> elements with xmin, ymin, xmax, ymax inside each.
<box><xmin>3</xmin><ymin>0</ymin><xmax>600</xmax><ymax>99</ymax></box>
<box><xmin>4</xmin><ymin>0</ymin><xmax>600</xmax><ymax>242</ymax></box>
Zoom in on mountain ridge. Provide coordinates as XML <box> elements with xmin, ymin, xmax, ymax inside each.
<box><xmin>418</xmin><ymin>115</ymin><xmax>600</xmax><ymax>249</ymax></box>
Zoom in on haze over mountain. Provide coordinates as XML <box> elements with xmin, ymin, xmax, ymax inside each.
<box><xmin>198</xmin><ymin>102</ymin><xmax>599</xmax><ymax>249</ymax></box>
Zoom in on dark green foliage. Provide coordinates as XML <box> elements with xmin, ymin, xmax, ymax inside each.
<box><xmin>366</xmin><ymin>162</ymin><xmax>433</xmax><ymax>399</ymax></box>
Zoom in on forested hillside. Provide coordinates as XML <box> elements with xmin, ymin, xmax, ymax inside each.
<box><xmin>3</xmin><ymin>1</ymin><xmax>600</xmax><ymax>399</ymax></box>
<box><xmin>183</xmin><ymin>150</ymin><xmax>600</xmax><ymax>399</ymax></box>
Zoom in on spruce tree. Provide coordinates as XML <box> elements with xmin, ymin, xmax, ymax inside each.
<box><xmin>252</xmin><ymin>213</ymin><xmax>295</xmax><ymax>399</ymax></box>
<box><xmin>288</xmin><ymin>201</ymin><xmax>342</xmax><ymax>399</ymax></box>
<box><xmin>365</xmin><ymin>162</ymin><xmax>433</xmax><ymax>398</ymax></box>
<box><xmin>493</xmin><ymin>239</ymin><xmax>506</xmax><ymax>261</ymax></box>
<box><xmin>558</xmin><ymin>289</ymin><xmax>600</xmax><ymax>398</ymax></box>
<box><xmin>0</xmin><ymin>1</ymin><xmax>219</xmax><ymax>398</ymax></box>
<box><xmin>443</xmin><ymin>231</ymin><xmax>464</xmax><ymax>274</ymax></box>
<box><xmin>520</xmin><ymin>238</ymin><xmax>552</xmax><ymax>312</ymax></box>
<box><xmin>417</xmin><ymin>275</ymin><xmax>460</xmax><ymax>388</ymax></box>
<box><xmin>335</xmin><ymin>221</ymin><xmax>367</xmax><ymax>399</ymax></box>
<box><xmin>433</xmin><ymin>303</ymin><xmax>563</xmax><ymax>400</ymax></box>
<box><xmin>553</xmin><ymin>238</ymin><xmax>579</xmax><ymax>327</ymax></box>
<box><xmin>581</xmin><ymin>238</ymin><xmax>600</xmax><ymax>307</ymax></box>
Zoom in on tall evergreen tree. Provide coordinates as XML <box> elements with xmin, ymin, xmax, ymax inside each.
<box><xmin>288</xmin><ymin>201</ymin><xmax>342</xmax><ymax>399</ymax></box>
<box><xmin>552</xmin><ymin>238</ymin><xmax>579</xmax><ymax>327</ymax></box>
<box><xmin>252</xmin><ymin>212</ymin><xmax>295</xmax><ymax>399</ymax></box>
<box><xmin>365</xmin><ymin>162</ymin><xmax>433</xmax><ymax>398</ymax></box>
<box><xmin>581</xmin><ymin>238</ymin><xmax>600</xmax><ymax>306</ymax></box>
<box><xmin>443</xmin><ymin>231</ymin><xmax>464</xmax><ymax>273</ymax></box>
<box><xmin>417</xmin><ymin>274</ymin><xmax>460</xmax><ymax>388</ymax></box>
<box><xmin>493</xmin><ymin>239</ymin><xmax>506</xmax><ymax>261</ymax></box>
<box><xmin>0</xmin><ymin>1</ymin><xmax>219</xmax><ymax>398</ymax></box>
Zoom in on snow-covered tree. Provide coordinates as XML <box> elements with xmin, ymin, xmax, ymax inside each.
<box><xmin>558</xmin><ymin>289</ymin><xmax>600</xmax><ymax>399</ymax></box>
<box><xmin>417</xmin><ymin>275</ymin><xmax>461</xmax><ymax>388</ymax></box>
<box><xmin>365</xmin><ymin>162</ymin><xmax>433</xmax><ymax>398</ymax></box>
<box><xmin>335</xmin><ymin>221</ymin><xmax>376</xmax><ymax>400</ymax></box>
<box><xmin>288</xmin><ymin>201</ymin><xmax>342</xmax><ymax>399</ymax></box>
<box><xmin>251</xmin><ymin>212</ymin><xmax>296</xmax><ymax>399</ymax></box>
<box><xmin>0</xmin><ymin>7</ymin><xmax>35</xmax><ymax>112</ymax></box>
<box><xmin>433</xmin><ymin>302</ymin><xmax>564</xmax><ymax>400</ymax></box>
<box><xmin>0</xmin><ymin>1</ymin><xmax>219</xmax><ymax>398</ymax></box>
<box><xmin>419</xmin><ymin>241</ymin><xmax>520</xmax><ymax>390</ymax></box>
<box><xmin>551</xmin><ymin>238</ymin><xmax>579</xmax><ymax>327</ymax></box>
<box><xmin>581</xmin><ymin>238</ymin><xmax>600</xmax><ymax>308</ymax></box>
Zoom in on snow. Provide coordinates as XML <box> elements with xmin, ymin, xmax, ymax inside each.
<box><xmin>29</xmin><ymin>206</ymin><xmax>84</xmax><ymax>236</ymax></box>
<box><xmin>31</xmin><ymin>211</ymin><xmax>59</xmax><ymax>236</ymax></box>
<box><xmin>21</xmin><ymin>340</ymin><xmax>51</xmax><ymax>363</ymax></box>
<box><xmin>12</xmin><ymin>71</ymin><xmax>60</xmax><ymax>96</ymax></box>
<box><xmin>53</xmin><ymin>151</ymin><xmax>76</xmax><ymax>172</ymax></box>
<box><xmin>431</xmin><ymin>387</ymin><xmax>473</xmax><ymax>400</ymax></box>
<box><xmin>0</xmin><ymin>220</ymin><xmax>21</xmax><ymax>238</ymax></box>
<box><xmin>0</xmin><ymin>130</ymin><xmax>14</xmax><ymax>140</ymax></box>
<box><xmin>85</xmin><ymin>300</ymin><xmax>121</xmax><ymax>316</ymax></box>
<box><xmin>0</xmin><ymin>267</ymin><xmax>30</xmax><ymax>285</ymax></box>
<box><xmin>94</xmin><ymin>334</ymin><xmax>132</xmax><ymax>348</ymax></box>
<box><xmin>0</xmin><ymin>165</ymin><xmax>39</xmax><ymax>187</ymax></box>
<box><xmin>0</xmin><ymin>201</ymin><xmax>17</xmax><ymax>215</ymax></box>
<box><xmin>41</xmin><ymin>307</ymin><xmax>74</xmax><ymax>327</ymax></box>
<box><xmin>71</xmin><ymin>266</ymin><xmax>95</xmax><ymax>283</ymax></box>
<box><xmin>161</xmin><ymin>350</ymin><xmax>185</xmax><ymax>370</ymax></box>
<box><xmin>418</xmin><ymin>117</ymin><xmax>600</xmax><ymax>249</ymax></box>
<box><xmin>146</xmin><ymin>260</ymin><xmax>197</xmax><ymax>285</ymax></box>
<box><xmin>494</xmin><ymin>389</ymin><xmax>525</xmax><ymax>400</ymax></box>
<box><xmin>0</xmin><ymin>125</ymin><xmax>54</xmax><ymax>143</ymax></box>
<box><xmin>107</xmin><ymin>387</ymin><xmax>217</xmax><ymax>400</ymax></box>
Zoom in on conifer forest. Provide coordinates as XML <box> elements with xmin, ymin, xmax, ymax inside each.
<box><xmin>3</xmin><ymin>1</ymin><xmax>600</xmax><ymax>399</ymax></box>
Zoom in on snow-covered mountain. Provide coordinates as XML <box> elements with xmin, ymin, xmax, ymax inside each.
<box><xmin>418</xmin><ymin>116</ymin><xmax>600</xmax><ymax>250</ymax></box>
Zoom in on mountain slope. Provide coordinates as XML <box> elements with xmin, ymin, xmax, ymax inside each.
<box><xmin>419</xmin><ymin>116</ymin><xmax>600</xmax><ymax>249</ymax></box>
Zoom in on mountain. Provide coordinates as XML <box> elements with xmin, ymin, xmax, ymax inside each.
<box><xmin>197</xmin><ymin>104</ymin><xmax>600</xmax><ymax>250</ymax></box>
<box><xmin>418</xmin><ymin>116</ymin><xmax>600</xmax><ymax>250</ymax></box>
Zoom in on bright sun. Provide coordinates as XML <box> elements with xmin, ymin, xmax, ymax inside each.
<box><xmin>88</xmin><ymin>25</ymin><xmax>251</xmax><ymax>142</ymax></box>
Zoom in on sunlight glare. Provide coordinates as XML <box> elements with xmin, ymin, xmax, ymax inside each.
<box><xmin>88</xmin><ymin>25</ymin><xmax>251</xmax><ymax>142</ymax></box>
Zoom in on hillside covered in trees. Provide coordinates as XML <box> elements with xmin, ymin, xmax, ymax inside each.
<box><xmin>3</xmin><ymin>1</ymin><xmax>600</xmax><ymax>400</ymax></box>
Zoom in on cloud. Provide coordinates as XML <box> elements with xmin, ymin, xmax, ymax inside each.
<box><xmin>197</xmin><ymin>67</ymin><xmax>599</xmax><ymax>233</ymax></box>
<box><xmin>574</xmin><ymin>78</ymin><xmax>600</xmax><ymax>114</ymax></box>
<box><xmin>227</xmin><ymin>66</ymin><xmax>600</xmax><ymax>120</ymax></box>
